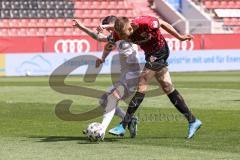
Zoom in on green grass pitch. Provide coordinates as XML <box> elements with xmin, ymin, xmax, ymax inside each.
<box><xmin>0</xmin><ymin>71</ymin><xmax>240</xmax><ymax>160</ymax></box>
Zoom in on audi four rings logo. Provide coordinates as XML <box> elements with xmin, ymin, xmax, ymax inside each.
<box><xmin>54</xmin><ymin>39</ymin><xmax>90</xmax><ymax>53</ymax></box>
<box><xmin>165</xmin><ymin>38</ymin><xmax>194</xmax><ymax>51</ymax></box>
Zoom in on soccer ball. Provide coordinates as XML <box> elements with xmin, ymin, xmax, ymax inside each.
<box><xmin>85</xmin><ymin>122</ymin><xmax>105</xmax><ymax>142</ymax></box>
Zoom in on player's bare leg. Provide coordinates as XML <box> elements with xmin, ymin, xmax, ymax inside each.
<box><xmin>109</xmin><ymin>67</ymin><xmax>156</xmax><ymax>136</ymax></box>
<box><xmin>123</xmin><ymin>67</ymin><xmax>156</xmax><ymax>125</ymax></box>
<box><xmin>154</xmin><ymin>67</ymin><xmax>202</xmax><ymax>139</ymax></box>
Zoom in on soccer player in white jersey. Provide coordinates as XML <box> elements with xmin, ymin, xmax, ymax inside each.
<box><xmin>73</xmin><ymin>16</ymin><xmax>140</xmax><ymax>138</ymax></box>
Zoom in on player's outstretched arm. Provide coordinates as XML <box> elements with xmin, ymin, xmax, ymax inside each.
<box><xmin>158</xmin><ymin>19</ymin><xmax>193</xmax><ymax>41</ymax></box>
<box><xmin>95</xmin><ymin>42</ymin><xmax>116</xmax><ymax>68</ymax></box>
<box><xmin>73</xmin><ymin>19</ymin><xmax>108</xmax><ymax>42</ymax></box>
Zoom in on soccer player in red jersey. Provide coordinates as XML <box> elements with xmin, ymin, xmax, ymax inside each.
<box><xmin>109</xmin><ymin>16</ymin><xmax>202</xmax><ymax>139</ymax></box>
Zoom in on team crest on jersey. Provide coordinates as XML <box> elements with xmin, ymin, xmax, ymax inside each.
<box><xmin>152</xmin><ymin>21</ymin><xmax>159</xmax><ymax>28</ymax></box>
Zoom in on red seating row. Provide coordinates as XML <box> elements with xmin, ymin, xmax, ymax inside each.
<box><xmin>224</xmin><ymin>18</ymin><xmax>240</xmax><ymax>25</ymax></box>
<box><xmin>0</xmin><ymin>0</ymin><xmax>160</xmax><ymax>37</ymax></box>
<box><xmin>0</xmin><ymin>19</ymin><xmax>101</xmax><ymax>28</ymax></box>
<box><xmin>233</xmin><ymin>26</ymin><xmax>240</xmax><ymax>32</ymax></box>
<box><xmin>204</xmin><ymin>1</ymin><xmax>240</xmax><ymax>9</ymax></box>
<box><xmin>74</xmin><ymin>9</ymin><xmax>136</xmax><ymax>18</ymax></box>
<box><xmin>74</xmin><ymin>1</ymin><xmax>130</xmax><ymax>9</ymax></box>
<box><xmin>0</xmin><ymin>28</ymin><xmax>88</xmax><ymax>36</ymax></box>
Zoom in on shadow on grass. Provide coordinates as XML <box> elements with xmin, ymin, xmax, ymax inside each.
<box><xmin>221</xmin><ymin>99</ymin><xmax>240</xmax><ymax>102</ymax></box>
<box><xmin>28</xmin><ymin>136</ymin><xmax>121</xmax><ymax>144</ymax></box>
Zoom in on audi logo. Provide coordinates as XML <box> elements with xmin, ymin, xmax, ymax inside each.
<box><xmin>165</xmin><ymin>38</ymin><xmax>194</xmax><ymax>51</ymax></box>
<box><xmin>54</xmin><ymin>39</ymin><xmax>90</xmax><ymax>53</ymax></box>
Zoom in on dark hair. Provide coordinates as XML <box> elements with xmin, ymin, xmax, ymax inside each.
<box><xmin>101</xmin><ymin>15</ymin><xmax>117</xmax><ymax>25</ymax></box>
<box><xmin>114</xmin><ymin>17</ymin><xmax>130</xmax><ymax>33</ymax></box>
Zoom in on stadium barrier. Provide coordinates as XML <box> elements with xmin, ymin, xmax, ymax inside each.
<box><xmin>1</xmin><ymin>34</ymin><xmax>240</xmax><ymax>54</ymax></box>
<box><xmin>3</xmin><ymin>50</ymin><xmax>240</xmax><ymax>76</ymax></box>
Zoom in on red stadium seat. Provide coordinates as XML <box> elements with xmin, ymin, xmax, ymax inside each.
<box><xmin>64</xmin><ymin>28</ymin><xmax>73</xmax><ymax>36</ymax></box>
<box><xmin>9</xmin><ymin>19</ymin><xmax>19</xmax><ymax>27</ymax></box>
<box><xmin>224</xmin><ymin>18</ymin><xmax>231</xmax><ymax>25</ymax></box>
<box><xmin>74</xmin><ymin>10</ymin><xmax>84</xmax><ymax>17</ymax></box>
<box><xmin>100</xmin><ymin>1</ymin><xmax>108</xmax><ymax>8</ymax></box>
<box><xmin>28</xmin><ymin>19</ymin><xmax>38</xmax><ymax>27</ymax></box>
<box><xmin>0</xmin><ymin>29</ymin><xmax>9</xmax><ymax>36</ymax></box>
<box><xmin>92</xmin><ymin>10</ymin><xmax>101</xmax><ymax>18</ymax></box>
<box><xmin>227</xmin><ymin>1</ymin><xmax>236</xmax><ymax>9</ymax></box>
<box><xmin>8</xmin><ymin>28</ymin><xmax>18</xmax><ymax>36</ymax></box>
<box><xmin>118</xmin><ymin>10</ymin><xmax>127</xmax><ymax>15</ymax></box>
<box><xmin>55</xmin><ymin>28</ymin><xmax>65</xmax><ymax>36</ymax></box>
<box><xmin>38</xmin><ymin>19</ymin><xmax>47</xmax><ymax>27</ymax></box>
<box><xmin>0</xmin><ymin>19</ymin><xmax>9</xmax><ymax>27</ymax></box>
<box><xmin>75</xmin><ymin>1</ymin><xmax>82</xmax><ymax>9</ymax></box>
<box><xmin>101</xmin><ymin>10</ymin><xmax>109</xmax><ymax>17</ymax></box>
<box><xmin>27</xmin><ymin>28</ymin><xmax>38</xmax><ymax>36</ymax></box>
<box><xmin>204</xmin><ymin>1</ymin><xmax>212</xmax><ymax>9</ymax></box>
<box><xmin>212</xmin><ymin>1</ymin><xmax>220</xmax><ymax>9</ymax></box>
<box><xmin>109</xmin><ymin>10</ymin><xmax>118</xmax><ymax>15</ymax></box>
<box><xmin>220</xmin><ymin>1</ymin><xmax>227</xmax><ymax>8</ymax></box>
<box><xmin>92</xmin><ymin>1</ymin><xmax>101</xmax><ymax>7</ymax></box>
<box><xmin>73</xmin><ymin>28</ymin><xmax>83</xmax><ymax>36</ymax></box>
<box><xmin>46</xmin><ymin>28</ymin><xmax>55</xmax><ymax>36</ymax></box>
<box><xmin>81</xmin><ymin>10</ymin><xmax>91</xmax><ymax>18</ymax></box>
<box><xmin>37</xmin><ymin>28</ymin><xmax>46</xmax><ymax>36</ymax></box>
<box><xmin>233</xmin><ymin>27</ymin><xmax>240</xmax><ymax>33</ymax></box>
<box><xmin>17</xmin><ymin>28</ymin><xmax>27</xmax><ymax>36</ymax></box>
<box><xmin>236</xmin><ymin>1</ymin><xmax>240</xmax><ymax>8</ymax></box>
<box><xmin>46</xmin><ymin>19</ymin><xmax>56</xmax><ymax>27</ymax></box>
<box><xmin>92</xmin><ymin>18</ymin><xmax>100</xmax><ymax>25</ymax></box>
<box><xmin>55</xmin><ymin>19</ymin><xmax>65</xmax><ymax>27</ymax></box>
<box><xmin>83</xmin><ymin>18</ymin><xmax>92</xmax><ymax>26</ymax></box>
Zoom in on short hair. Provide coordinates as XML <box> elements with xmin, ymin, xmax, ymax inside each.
<box><xmin>114</xmin><ymin>17</ymin><xmax>130</xmax><ymax>33</ymax></box>
<box><xmin>101</xmin><ymin>15</ymin><xmax>117</xmax><ymax>25</ymax></box>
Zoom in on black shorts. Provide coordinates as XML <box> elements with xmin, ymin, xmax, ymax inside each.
<box><xmin>144</xmin><ymin>41</ymin><xmax>170</xmax><ymax>71</ymax></box>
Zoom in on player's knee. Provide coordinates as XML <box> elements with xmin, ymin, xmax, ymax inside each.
<box><xmin>162</xmin><ymin>82</ymin><xmax>174</xmax><ymax>95</ymax></box>
<box><xmin>137</xmin><ymin>86</ymin><xmax>147</xmax><ymax>93</ymax></box>
<box><xmin>99</xmin><ymin>92</ymin><xmax>119</xmax><ymax>109</ymax></box>
<box><xmin>137</xmin><ymin>82</ymin><xmax>148</xmax><ymax>93</ymax></box>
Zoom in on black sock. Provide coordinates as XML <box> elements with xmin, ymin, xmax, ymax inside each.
<box><xmin>122</xmin><ymin>92</ymin><xmax>145</xmax><ymax>128</ymax></box>
<box><xmin>168</xmin><ymin>89</ymin><xmax>196</xmax><ymax>123</ymax></box>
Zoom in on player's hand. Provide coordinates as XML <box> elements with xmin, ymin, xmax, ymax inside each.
<box><xmin>95</xmin><ymin>58</ymin><xmax>104</xmax><ymax>68</ymax></box>
<box><xmin>72</xmin><ymin>19</ymin><xmax>82</xmax><ymax>28</ymax></box>
<box><xmin>179</xmin><ymin>35</ymin><xmax>193</xmax><ymax>41</ymax></box>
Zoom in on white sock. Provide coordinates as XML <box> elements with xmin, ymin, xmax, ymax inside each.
<box><xmin>115</xmin><ymin>106</ymin><xmax>126</xmax><ymax>120</ymax></box>
<box><xmin>101</xmin><ymin>108</ymin><xmax>116</xmax><ymax>133</ymax></box>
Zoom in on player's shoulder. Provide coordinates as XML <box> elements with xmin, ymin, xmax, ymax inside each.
<box><xmin>118</xmin><ymin>40</ymin><xmax>132</xmax><ymax>50</ymax></box>
<box><xmin>133</xmin><ymin>15</ymin><xmax>159</xmax><ymax>29</ymax></box>
<box><xmin>116</xmin><ymin>40</ymin><xmax>138</xmax><ymax>55</ymax></box>
<box><xmin>133</xmin><ymin>15</ymin><xmax>157</xmax><ymax>22</ymax></box>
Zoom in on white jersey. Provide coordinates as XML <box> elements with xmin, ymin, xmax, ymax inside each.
<box><xmin>109</xmin><ymin>40</ymin><xmax>140</xmax><ymax>96</ymax></box>
<box><xmin>115</xmin><ymin>40</ymin><xmax>140</xmax><ymax>81</ymax></box>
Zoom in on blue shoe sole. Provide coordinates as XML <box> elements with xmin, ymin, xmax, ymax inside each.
<box><xmin>108</xmin><ymin>132</ymin><xmax>125</xmax><ymax>137</ymax></box>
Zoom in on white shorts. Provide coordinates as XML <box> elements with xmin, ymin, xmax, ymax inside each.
<box><xmin>107</xmin><ymin>72</ymin><xmax>139</xmax><ymax>100</ymax></box>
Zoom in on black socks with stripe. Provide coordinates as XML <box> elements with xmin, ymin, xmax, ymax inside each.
<box><xmin>168</xmin><ymin>89</ymin><xmax>196</xmax><ymax>123</ymax></box>
<box><xmin>122</xmin><ymin>92</ymin><xmax>145</xmax><ymax>128</ymax></box>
